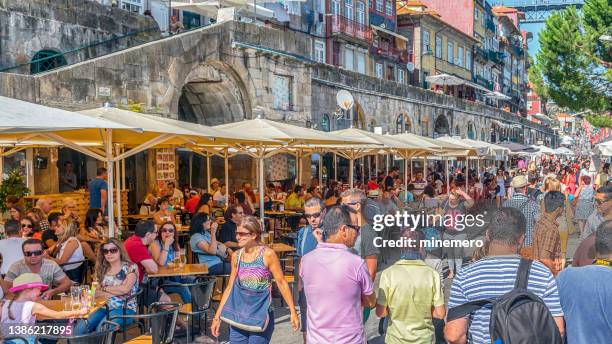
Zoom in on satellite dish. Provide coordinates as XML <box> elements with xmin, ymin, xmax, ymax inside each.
<box><xmin>336</xmin><ymin>90</ymin><xmax>354</xmax><ymax>111</ymax></box>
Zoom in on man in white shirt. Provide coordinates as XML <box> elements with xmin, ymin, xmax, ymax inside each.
<box><xmin>213</xmin><ymin>183</ymin><xmax>228</xmax><ymax>208</ymax></box>
<box><xmin>0</xmin><ymin>220</ymin><xmax>25</xmax><ymax>274</ymax></box>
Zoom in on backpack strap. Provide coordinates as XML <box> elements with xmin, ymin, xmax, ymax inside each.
<box><xmin>447</xmin><ymin>299</ymin><xmax>494</xmax><ymax>321</ymax></box>
<box><xmin>514</xmin><ymin>258</ymin><xmax>532</xmax><ymax>289</ymax></box>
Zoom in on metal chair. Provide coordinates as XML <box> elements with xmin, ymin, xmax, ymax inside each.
<box><xmin>35</xmin><ymin>321</ymin><xmax>118</xmax><ymax>344</ymax></box>
<box><xmin>59</xmin><ymin>259</ymin><xmax>88</xmax><ymax>285</ymax></box>
<box><xmin>105</xmin><ymin>287</ymin><xmax>144</xmax><ymax>342</ymax></box>
<box><xmin>161</xmin><ymin>277</ymin><xmax>216</xmax><ymax>342</ymax></box>
<box><xmin>110</xmin><ymin>302</ymin><xmax>180</xmax><ymax>344</ymax></box>
<box><xmin>277</xmin><ymin>253</ymin><xmax>299</xmax><ymax>306</ymax></box>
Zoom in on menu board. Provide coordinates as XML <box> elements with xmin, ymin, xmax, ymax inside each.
<box><xmin>156</xmin><ymin>148</ymin><xmax>176</xmax><ymax>190</ymax></box>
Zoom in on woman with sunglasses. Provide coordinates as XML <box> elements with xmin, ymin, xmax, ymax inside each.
<box><xmin>211</xmin><ymin>216</ymin><xmax>299</xmax><ymax>342</ymax></box>
<box><xmin>190</xmin><ymin>213</ymin><xmax>231</xmax><ymax>275</ymax></box>
<box><xmin>150</xmin><ymin>222</ymin><xmax>194</xmax><ymax>302</ymax></box>
<box><xmin>19</xmin><ymin>217</ymin><xmax>39</xmax><ymax>239</ymax></box>
<box><xmin>77</xmin><ymin>238</ymin><xmax>139</xmax><ymax>333</ymax></box>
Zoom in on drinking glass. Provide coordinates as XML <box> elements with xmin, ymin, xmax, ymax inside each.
<box><xmin>179</xmin><ymin>250</ymin><xmax>187</xmax><ymax>268</ymax></box>
<box><xmin>61</xmin><ymin>295</ymin><xmax>71</xmax><ymax>311</ymax></box>
<box><xmin>173</xmin><ymin>255</ymin><xmax>181</xmax><ymax>270</ymax></box>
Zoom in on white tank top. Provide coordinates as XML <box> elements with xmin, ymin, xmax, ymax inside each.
<box><xmin>1</xmin><ymin>300</ymin><xmax>35</xmax><ymax>324</ymax></box>
<box><xmin>59</xmin><ymin>237</ymin><xmax>84</xmax><ymax>271</ymax></box>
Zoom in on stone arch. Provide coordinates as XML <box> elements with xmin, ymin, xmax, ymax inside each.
<box><xmin>395</xmin><ymin>113</ymin><xmax>412</xmax><ymax>134</ymax></box>
<box><xmin>434</xmin><ymin>114</ymin><xmax>450</xmax><ymax>137</ymax></box>
<box><xmin>31</xmin><ymin>49</ymin><xmax>67</xmax><ymax>74</ymax></box>
<box><xmin>177</xmin><ymin>61</ymin><xmax>252</xmax><ymax>125</ymax></box>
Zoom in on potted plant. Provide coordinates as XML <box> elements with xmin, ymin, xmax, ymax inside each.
<box><xmin>0</xmin><ymin>170</ymin><xmax>30</xmax><ymax>213</ymax></box>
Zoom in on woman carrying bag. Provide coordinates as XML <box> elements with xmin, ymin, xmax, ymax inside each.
<box><xmin>211</xmin><ymin>216</ymin><xmax>299</xmax><ymax>343</ymax></box>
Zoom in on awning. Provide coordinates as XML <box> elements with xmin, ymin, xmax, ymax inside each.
<box><xmin>462</xmin><ymin>80</ymin><xmax>491</xmax><ymax>93</ymax></box>
<box><xmin>370</xmin><ymin>25</ymin><xmax>409</xmax><ymax>42</ymax></box>
<box><xmin>426</xmin><ymin>74</ymin><xmax>464</xmax><ymax>86</ymax></box>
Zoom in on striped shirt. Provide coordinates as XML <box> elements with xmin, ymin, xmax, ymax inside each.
<box><xmin>448</xmin><ymin>256</ymin><xmax>563</xmax><ymax>344</ymax></box>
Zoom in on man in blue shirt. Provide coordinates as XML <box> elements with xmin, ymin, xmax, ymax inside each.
<box><xmin>88</xmin><ymin>167</ymin><xmax>108</xmax><ymax>215</ymax></box>
<box><xmin>296</xmin><ymin>196</ymin><xmax>325</xmax><ymax>342</ymax></box>
<box><xmin>557</xmin><ymin>220</ymin><xmax>612</xmax><ymax>344</ymax></box>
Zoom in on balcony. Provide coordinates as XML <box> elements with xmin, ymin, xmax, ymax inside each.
<box><xmin>331</xmin><ymin>15</ymin><xmax>372</xmax><ymax>43</ymax></box>
<box><xmin>486</xmin><ymin>18</ymin><xmax>496</xmax><ymax>32</ymax></box>
<box><xmin>487</xmin><ymin>50</ymin><xmax>504</xmax><ymax>64</ymax></box>
<box><xmin>474</xmin><ymin>46</ymin><xmax>487</xmax><ymax>62</ymax></box>
<box><xmin>370</xmin><ymin>43</ymin><xmax>412</xmax><ymax>63</ymax></box>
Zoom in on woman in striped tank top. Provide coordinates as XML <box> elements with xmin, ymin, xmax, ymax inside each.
<box><xmin>212</xmin><ymin>216</ymin><xmax>300</xmax><ymax>343</ymax></box>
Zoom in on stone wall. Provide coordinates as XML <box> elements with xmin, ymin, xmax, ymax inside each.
<box><xmin>0</xmin><ymin>0</ymin><xmax>160</xmax><ymax>73</ymax></box>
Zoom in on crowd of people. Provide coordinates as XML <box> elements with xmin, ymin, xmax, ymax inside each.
<box><xmin>0</xmin><ymin>154</ymin><xmax>610</xmax><ymax>343</ymax></box>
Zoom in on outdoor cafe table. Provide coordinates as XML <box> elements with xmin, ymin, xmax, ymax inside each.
<box><xmin>264</xmin><ymin>210</ymin><xmax>303</xmax><ymax>232</ymax></box>
<box><xmin>38</xmin><ymin>297</ymin><xmax>106</xmax><ymax>320</ymax></box>
<box><xmin>148</xmin><ymin>263</ymin><xmax>209</xmax><ymax>278</ymax></box>
<box><xmin>269</xmin><ymin>243</ymin><xmax>295</xmax><ymax>254</ymax></box>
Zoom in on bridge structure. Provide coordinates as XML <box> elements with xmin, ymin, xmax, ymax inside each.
<box><xmin>493</xmin><ymin>0</ymin><xmax>585</xmax><ymax>23</ymax></box>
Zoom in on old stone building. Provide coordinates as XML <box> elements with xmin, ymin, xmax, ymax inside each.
<box><xmin>0</xmin><ymin>0</ymin><xmax>159</xmax><ymax>74</ymax></box>
<box><xmin>0</xmin><ymin>15</ymin><xmax>554</xmax><ymax>200</ymax></box>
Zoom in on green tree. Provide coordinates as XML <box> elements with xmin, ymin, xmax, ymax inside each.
<box><xmin>535</xmin><ymin>0</ymin><xmax>611</xmax><ymax>126</ymax></box>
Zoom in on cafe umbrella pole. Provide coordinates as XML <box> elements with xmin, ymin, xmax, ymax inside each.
<box><xmin>105</xmin><ymin>129</ymin><xmax>115</xmax><ymax>238</ymax></box>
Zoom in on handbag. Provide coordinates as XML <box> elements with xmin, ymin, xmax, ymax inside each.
<box><xmin>220</xmin><ymin>249</ymin><xmax>271</xmax><ymax>332</ymax></box>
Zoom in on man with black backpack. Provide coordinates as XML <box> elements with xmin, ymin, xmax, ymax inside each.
<box><xmin>444</xmin><ymin>207</ymin><xmax>565</xmax><ymax>344</ymax></box>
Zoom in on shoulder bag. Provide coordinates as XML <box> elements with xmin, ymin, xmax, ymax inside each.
<box><xmin>220</xmin><ymin>249</ymin><xmax>271</xmax><ymax>332</ymax></box>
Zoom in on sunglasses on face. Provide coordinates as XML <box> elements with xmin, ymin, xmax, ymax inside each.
<box><xmin>595</xmin><ymin>198</ymin><xmax>610</xmax><ymax>205</ymax></box>
<box><xmin>21</xmin><ymin>223</ymin><xmax>33</xmax><ymax>228</ymax></box>
<box><xmin>305</xmin><ymin>212</ymin><xmax>322</xmax><ymax>219</ymax></box>
<box><xmin>235</xmin><ymin>231</ymin><xmax>253</xmax><ymax>238</ymax></box>
<box><xmin>161</xmin><ymin>228</ymin><xmax>175</xmax><ymax>233</ymax></box>
<box><xmin>345</xmin><ymin>224</ymin><xmax>360</xmax><ymax>233</ymax></box>
<box><xmin>24</xmin><ymin>250</ymin><xmax>43</xmax><ymax>257</ymax></box>
<box><xmin>102</xmin><ymin>247</ymin><xmax>119</xmax><ymax>255</ymax></box>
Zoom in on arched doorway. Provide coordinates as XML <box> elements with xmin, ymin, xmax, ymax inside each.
<box><xmin>395</xmin><ymin>113</ymin><xmax>412</xmax><ymax>133</ymax></box>
<box><xmin>433</xmin><ymin>114</ymin><xmax>450</xmax><ymax>137</ymax></box>
<box><xmin>31</xmin><ymin>50</ymin><xmax>67</xmax><ymax>74</ymax></box>
<box><xmin>320</xmin><ymin>114</ymin><xmax>330</xmax><ymax>132</ymax></box>
<box><xmin>177</xmin><ymin>62</ymin><xmax>252</xmax><ymax>189</ymax></box>
<box><xmin>178</xmin><ymin>63</ymin><xmax>250</xmax><ymax>125</ymax></box>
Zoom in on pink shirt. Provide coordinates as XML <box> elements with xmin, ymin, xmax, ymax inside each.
<box><xmin>300</xmin><ymin>243</ymin><xmax>374</xmax><ymax>344</ymax></box>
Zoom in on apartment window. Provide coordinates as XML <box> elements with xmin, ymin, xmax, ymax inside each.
<box><xmin>422</xmin><ymin>30</ymin><xmax>430</xmax><ymax>53</ymax></box>
<box><xmin>435</xmin><ymin>35</ymin><xmax>442</xmax><ymax>58</ymax></box>
<box><xmin>385</xmin><ymin>0</ymin><xmax>392</xmax><ymax>16</ymax></box>
<box><xmin>474</xmin><ymin>8</ymin><xmax>479</xmax><ymax>20</ymax></box>
<box><xmin>376</xmin><ymin>0</ymin><xmax>383</xmax><ymax>12</ymax></box>
<box><xmin>356</xmin><ymin>51</ymin><xmax>366</xmax><ymax>74</ymax></box>
<box><xmin>356</xmin><ymin>1</ymin><xmax>365</xmax><ymax>25</ymax></box>
<box><xmin>345</xmin><ymin>0</ymin><xmax>354</xmax><ymax>20</ymax></box>
<box><xmin>447</xmin><ymin>41</ymin><xmax>454</xmax><ymax>63</ymax></box>
<box><xmin>466</xmin><ymin>50</ymin><xmax>471</xmax><ymax>70</ymax></box>
<box><xmin>398</xmin><ymin>69</ymin><xmax>405</xmax><ymax>84</ymax></box>
<box><xmin>314</xmin><ymin>40</ymin><xmax>326</xmax><ymax>63</ymax></box>
<box><xmin>286</xmin><ymin>2</ymin><xmax>301</xmax><ymax>15</ymax></box>
<box><xmin>273</xmin><ymin>74</ymin><xmax>292</xmax><ymax>110</ymax></box>
<box><xmin>332</xmin><ymin>0</ymin><xmax>340</xmax><ymax>15</ymax></box>
<box><xmin>456</xmin><ymin>46</ymin><xmax>463</xmax><ymax>67</ymax></box>
<box><xmin>375</xmin><ymin>62</ymin><xmax>383</xmax><ymax>78</ymax></box>
<box><xmin>345</xmin><ymin>47</ymin><xmax>354</xmax><ymax>70</ymax></box>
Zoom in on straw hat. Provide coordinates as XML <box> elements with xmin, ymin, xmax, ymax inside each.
<box><xmin>9</xmin><ymin>273</ymin><xmax>48</xmax><ymax>294</ymax></box>
<box><xmin>510</xmin><ymin>175</ymin><xmax>529</xmax><ymax>188</ymax></box>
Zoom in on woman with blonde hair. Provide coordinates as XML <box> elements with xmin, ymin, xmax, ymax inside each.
<box><xmin>49</xmin><ymin>219</ymin><xmax>85</xmax><ymax>283</ymax></box>
<box><xmin>61</xmin><ymin>197</ymin><xmax>80</xmax><ymax>224</ymax></box>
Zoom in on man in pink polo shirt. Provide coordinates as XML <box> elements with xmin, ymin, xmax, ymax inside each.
<box><xmin>300</xmin><ymin>205</ymin><xmax>376</xmax><ymax>343</ymax></box>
